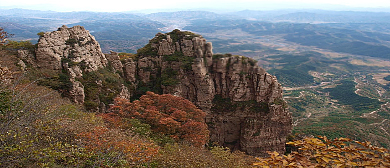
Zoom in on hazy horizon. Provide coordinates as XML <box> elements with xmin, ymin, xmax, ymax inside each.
<box><xmin>1</xmin><ymin>0</ymin><xmax>390</xmax><ymax>13</ymax></box>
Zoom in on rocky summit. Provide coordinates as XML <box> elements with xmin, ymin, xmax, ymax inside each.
<box><xmin>19</xmin><ymin>26</ymin><xmax>292</xmax><ymax>157</ymax></box>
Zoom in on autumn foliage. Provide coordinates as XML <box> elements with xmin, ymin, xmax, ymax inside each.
<box><xmin>107</xmin><ymin>91</ymin><xmax>209</xmax><ymax>147</ymax></box>
<box><xmin>78</xmin><ymin>126</ymin><xmax>160</xmax><ymax>165</ymax></box>
<box><xmin>254</xmin><ymin>136</ymin><xmax>390</xmax><ymax>167</ymax></box>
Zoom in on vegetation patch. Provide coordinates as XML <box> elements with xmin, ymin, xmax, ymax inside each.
<box><xmin>149</xmin><ymin>34</ymin><xmax>167</xmax><ymax>44</ymax></box>
<box><xmin>133</xmin><ymin>68</ymin><xmax>163</xmax><ymax>101</ymax></box>
<box><xmin>211</xmin><ymin>95</ymin><xmax>269</xmax><ymax>113</ymax></box>
<box><xmin>77</xmin><ymin>67</ymin><xmax>124</xmax><ymax>110</ymax></box>
<box><xmin>161</xmin><ymin>68</ymin><xmax>179</xmax><ymax>86</ymax></box>
<box><xmin>2</xmin><ymin>40</ymin><xmax>36</xmax><ymax>53</ymax></box>
<box><xmin>38</xmin><ymin>71</ymin><xmax>72</xmax><ymax>94</ymax></box>
<box><xmin>323</xmin><ymin>80</ymin><xmax>382</xmax><ymax>114</ymax></box>
<box><xmin>384</xmin><ymin>75</ymin><xmax>390</xmax><ymax>81</ymax></box>
<box><xmin>167</xmin><ymin>29</ymin><xmax>200</xmax><ymax>42</ymax></box>
<box><xmin>267</xmin><ymin>53</ymin><xmax>320</xmax><ymax>87</ymax></box>
<box><xmin>65</xmin><ymin>38</ymin><xmax>78</xmax><ymax>46</ymax></box>
<box><xmin>212</xmin><ymin>53</ymin><xmax>232</xmax><ymax>60</ymax></box>
<box><xmin>136</xmin><ymin>43</ymin><xmax>157</xmax><ymax>57</ymax></box>
<box><xmin>163</xmin><ymin>51</ymin><xmax>194</xmax><ymax>71</ymax></box>
<box><xmin>118</xmin><ymin>52</ymin><xmax>138</xmax><ymax>62</ymax></box>
<box><xmin>109</xmin><ymin>92</ymin><xmax>209</xmax><ymax>147</ymax></box>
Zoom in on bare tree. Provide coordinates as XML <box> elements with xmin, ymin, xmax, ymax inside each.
<box><xmin>0</xmin><ymin>27</ymin><xmax>13</xmax><ymax>45</ymax></box>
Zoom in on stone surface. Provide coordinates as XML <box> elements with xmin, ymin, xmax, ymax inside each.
<box><xmin>105</xmin><ymin>51</ymin><xmax>123</xmax><ymax>73</ymax></box>
<box><xmin>17</xmin><ymin>60</ymin><xmax>26</xmax><ymax>71</ymax></box>
<box><xmin>33</xmin><ymin>25</ymin><xmax>108</xmax><ymax>105</ymax></box>
<box><xmin>69</xmin><ymin>80</ymin><xmax>85</xmax><ymax>104</ymax></box>
<box><xmin>35</xmin><ymin>25</ymin><xmax>107</xmax><ymax>71</ymax></box>
<box><xmin>17</xmin><ymin>50</ymin><xmax>36</xmax><ymax>67</ymax></box>
<box><xmin>118</xmin><ymin>84</ymin><xmax>130</xmax><ymax>100</ymax></box>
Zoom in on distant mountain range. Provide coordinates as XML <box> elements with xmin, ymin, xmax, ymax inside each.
<box><xmin>2</xmin><ymin>8</ymin><xmax>390</xmax><ymax>53</ymax></box>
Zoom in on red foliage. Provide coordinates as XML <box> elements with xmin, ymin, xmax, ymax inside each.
<box><xmin>78</xmin><ymin>126</ymin><xmax>160</xmax><ymax>164</ymax></box>
<box><xmin>109</xmin><ymin>91</ymin><xmax>209</xmax><ymax>147</ymax></box>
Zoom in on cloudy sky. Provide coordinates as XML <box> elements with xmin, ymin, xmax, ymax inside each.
<box><xmin>1</xmin><ymin>0</ymin><xmax>390</xmax><ymax>12</ymax></box>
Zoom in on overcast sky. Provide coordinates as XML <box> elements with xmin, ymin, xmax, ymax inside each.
<box><xmin>1</xmin><ymin>0</ymin><xmax>390</xmax><ymax>12</ymax></box>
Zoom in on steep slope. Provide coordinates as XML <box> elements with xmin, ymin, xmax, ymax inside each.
<box><xmin>118</xmin><ymin>29</ymin><xmax>292</xmax><ymax>156</ymax></box>
<box><xmin>19</xmin><ymin>26</ymin><xmax>292</xmax><ymax>157</ymax></box>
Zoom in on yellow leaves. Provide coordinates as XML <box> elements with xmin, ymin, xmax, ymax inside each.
<box><xmin>252</xmin><ymin>160</ymin><xmax>269</xmax><ymax>166</ymax></box>
<box><xmin>254</xmin><ymin>136</ymin><xmax>390</xmax><ymax>167</ymax></box>
<box><xmin>336</xmin><ymin>137</ymin><xmax>352</xmax><ymax>142</ymax></box>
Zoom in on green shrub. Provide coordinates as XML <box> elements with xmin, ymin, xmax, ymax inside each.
<box><xmin>163</xmin><ymin>51</ymin><xmax>194</xmax><ymax>71</ymax></box>
<box><xmin>76</xmin><ymin>67</ymin><xmax>124</xmax><ymax>110</ymax></box>
<box><xmin>167</xmin><ymin>29</ymin><xmax>200</xmax><ymax>42</ymax></box>
<box><xmin>211</xmin><ymin>95</ymin><xmax>269</xmax><ymax>113</ymax></box>
<box><xmin>65</xmin><ymin>38</ymin><xmax>78</xmax><ymax>46</ymax></box>
<box><xmin>37</xmin><ymin>32</ymin><xmax>45</xmax><ymax>37</ymax></box>
<box><xmin>137</xmin><ymin>43</ymin><xmax>157</xmax><ymax>57</ymax></box>
<box><xmin>384</xmin><ymin>75</ymin><xmax>390</xmax><ymax>81</ymax></box>
<box><xmin>4</xmin><ymin>40</ymin><xmax>36</xmax><ymax>52</ymax></box>
<box><xmin>161</xmin><ymin>68</ymin><xmax>179</xmax><ymax>86</ymax></box>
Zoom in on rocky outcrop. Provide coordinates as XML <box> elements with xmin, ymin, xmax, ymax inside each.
<box><xmin>105</xmin><ymin>51</ymin><xmax>123</xmax><ymax>73</ymax></box>
<box><xmin>17</xmin><ymin>50</ymin><xmax>36</xmax><ymax>67</ymax></box>
<box><xmin>206</xmin><ymin>55</ymin><xmax>290</xmax><ymax>156</ymax></box>
<box><xmin>33</xmin><ymin>25</ymin><xmax>108</xmax><ymax>104</ymax></box>
<box><xmin>30</xmin><ymin>27</ymin><xmax>291</xmax><ymax>157</ymax></box>
<box><xmin>35</xmin><ymin>25</ymin><xmax>107</xmax><ymax>71</ymax></box>
<box><xmin>117</xmin><ymin>30</ymin><xmax>292</xmax><ymax>156</ymax></box>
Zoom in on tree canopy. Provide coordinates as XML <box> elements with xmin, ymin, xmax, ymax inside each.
<box><xmin>107</xmin><ymin>91</ymin><xmax>210</xmax><ymax>147</ymax></box>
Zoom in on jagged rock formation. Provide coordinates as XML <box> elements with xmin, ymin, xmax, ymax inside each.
<box><xmin>28</xmin><ymin>26</ymin><xmax>291</xmax><ymax>156</ymax></box>
<box><xmin>35</xmin><ymin>25</ymin><xmax>107</xmax><ymax>71</ymax></box>
<box><xmin>19</xmin><ymin>25</ymin><xmax>108</xmax><ymax>105</ymax></box>
<box><xmin>119</xmin><ymin>30</ymin><xmax>292</xmax><ymax>156</ymax></box>
<box><xmin>105</xmin><ymin>51</ymin><xmax>123</xmax><ymax>73</ymax></box>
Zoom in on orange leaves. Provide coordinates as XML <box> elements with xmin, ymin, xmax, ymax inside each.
<box><xmin>78</xmin><ymin>126</ymin><xmax>160</xmax><ymax>165</ymax></box>
<box><xmin>108</xmin><ymin>91</ymin><xmax>209</xmax><ymax>147</ymax></box>
<box><xmin>171</xmin><ymin>109</ymin><xmax>187</xmax><ymax>121</ymax></box>
<box><xmin>180</xmin><ymin>119</ymin><xmax>210</xmax><ymax>147</ymax></box>
<box><xmin>254</xmin><ymin>136</ymin><xmax>390</xmax><ymax>167</ymax></box>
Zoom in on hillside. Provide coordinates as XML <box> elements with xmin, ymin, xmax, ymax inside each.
<box><xmin>9</xmin><ymin>26</ymin><xmax>292</xmax><ymax>157</ymax></box>
<box><xmin>2</xmin><ymin>5</ymin><xmax>390</xmax><ymax>155</ymax></box>
<box><xmin>0</xmin><ymin>49</ymin><xmax>259</xmax><ymax>167</ymax></box>
<box><xmin>2</xmin><ymin>12</ymin><xmax>390</xmax><ymax>165</ymax></box>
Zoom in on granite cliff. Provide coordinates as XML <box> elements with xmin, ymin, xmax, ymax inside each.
<box><xmin>21</xmin><ymin>25</ymin><xmax>109</xmax><ymax>104</ymax></box>
<box><xmin>19</xmin><ymin>26</ymin><xmax>292</xmax><ymax>156</ymax></box>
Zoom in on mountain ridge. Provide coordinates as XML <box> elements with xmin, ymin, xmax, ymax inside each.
<box><xmin>17</xmin><ymin>26</ymin><xmax>292</xmax><ymax>156</ymax></box>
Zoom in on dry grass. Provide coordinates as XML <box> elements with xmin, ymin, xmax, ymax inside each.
<box><xmin>372</xmin><ymin>73</ymin><xmax>390</xmax><ymax>85</ymax></box>
<box><xmin>316</xmin><ymin>50</ymin><xmax>347</xmax><ymax>58</ymax></box>
<box><xmin>350</xmin><ymin>59</ymin><xmax>390</xmax><ymax>67</ymax></box>
<box><xmin>276</xmin><ymin>47</ymin><xmax>295</xmax><ymax>51</ymax></box>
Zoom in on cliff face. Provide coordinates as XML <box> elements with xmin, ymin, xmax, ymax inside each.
<box><xmin>35</xmin><ymin>25</ymin><xmax>107</xmax><ymax>71</ymax></box>
<box><xmin>20</xmin><ymin>25</ymin><xmax>108</xmax><ymax>104</ymax></box>
<box><xmin>27</xmin><ymin>26</ymin><xmax>292</xmax><ymax>157</ymax></box>
<box><xmin>121</xmin><ymin>30</ymin><xmax>292</xmax><ymax>156</ymax></box>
